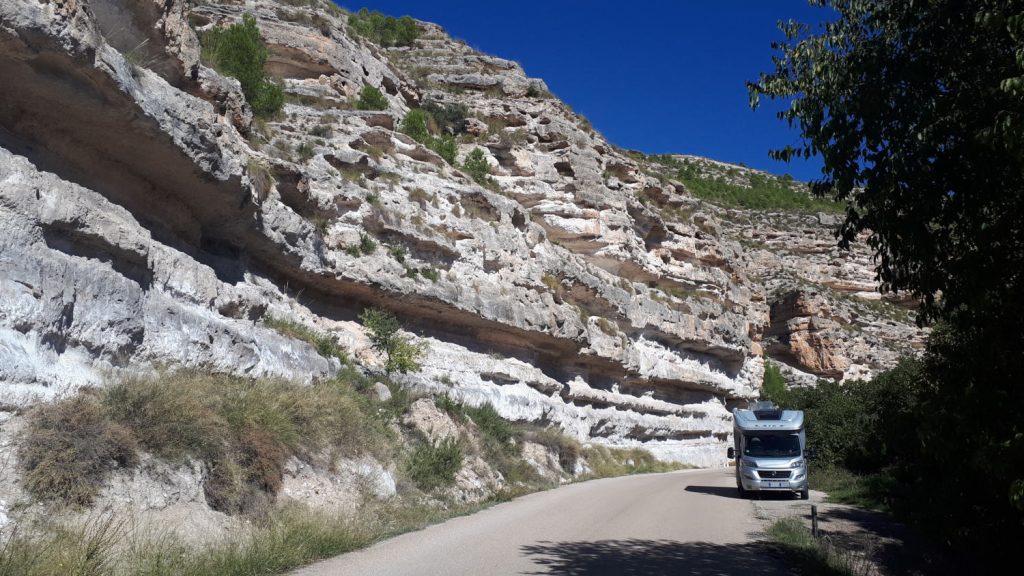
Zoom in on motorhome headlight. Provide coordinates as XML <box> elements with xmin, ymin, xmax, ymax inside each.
<box><xmin>792</xmin><ymin>459</ymin><xmax>805</xmax><ymax>469</ymax></box>
<box><xmin>741</xmin><ymin>457</ymin><xmax>757</xmax><ymax>468</ymax></box>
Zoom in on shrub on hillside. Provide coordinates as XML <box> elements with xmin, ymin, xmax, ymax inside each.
<box><xmin>648</xmin><ymin>155</ymin><xmax>843</xmax><ymax>213</ymax></box>
<box><xmin>359</xmin><ymin>307</ymin><xmax>428</xmax><ymax>375</ymax></box>
<box><xmin>407</xmin><ymin>438</ymin><xmax>462</xmax><ymax>490</ymax></box>
<box><xmin>355</xmin><ymin>84</ymin><xmax>388</xmax><ymax>110</ymax></box>
<box><xmin>463</xmin><ymin>147</ymin><xmax>492</xmax><ymax>186</ymax></box>
<box><xmin>422</xmin><ymin>101</ymin><xmax>468</xmax><ymax>135</ymax></box>
<box><xmin>262</xmin><ymin>315</ymin><xmax>350</xmax><ymax>364</ymax></box>
<box><xmin>431</xmin><ymin>135</ymin><xmax>457</xmax><ymax>165</ymax></box>
<box><xmin>400</xmin><ymin>109</ymin><xmax>458</xmax><ymax>164</ymax></box>
<box><xmin>400</xmin><ymin>108</ymin><xmax>430</xmax><ymax>141</ymax></box>
<box><xmin>202</xmin><ymin>14</ymin><xmax>283</xmax><ymax>117</ymax></box>
<box><xmin>18</xmin><ymin>395</ymin><xmax>138</xmax><ymax>506</ymax></box>
<box><xmin>18</xmin><ymin>372</ymin><xmax>393</xmax><ymax>514</ymax></box>
<box><xmin>348</xmin><ymin>8</ymin><xmax>420</xmax><ymax>47</ymax></box>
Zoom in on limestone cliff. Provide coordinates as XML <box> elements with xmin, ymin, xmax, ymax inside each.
<box><xmin>0</xmin><ymin>0</ymin><xmax>924</xmax><ymax>466</ymax></box>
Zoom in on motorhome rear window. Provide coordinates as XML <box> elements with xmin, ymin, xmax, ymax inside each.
<box><xmin>742</xmin><ymin>432</ymin><xmax>800</xmax><ymax>458</ymax></box>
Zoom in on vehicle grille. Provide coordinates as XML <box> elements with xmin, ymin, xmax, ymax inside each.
<box><xmin>758</xmin><ymin>470</ymin><xmax>792</xmax><ymax>479</ymax></box>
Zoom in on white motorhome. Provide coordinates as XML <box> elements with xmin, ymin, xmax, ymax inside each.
<box><xmin>727</xmin><ymin>400</ymin><xmax>810</xmax><ymax>499</ymax></box>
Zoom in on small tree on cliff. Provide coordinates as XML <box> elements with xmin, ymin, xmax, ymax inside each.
<box><xmin>359</xmin><ymin>307</ymin><xmax>427</xmax><ymax>375</ymax></box>
<box><xmin>203</xmin><ymin>14</ymin><xmax>283</xmax><ymax>117</ymax></box>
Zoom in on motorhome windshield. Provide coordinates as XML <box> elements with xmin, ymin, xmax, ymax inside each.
<box><xmin>743</xmin><ymin>433</ymin><xmax>801</xmax><ymax>458</ymax></box>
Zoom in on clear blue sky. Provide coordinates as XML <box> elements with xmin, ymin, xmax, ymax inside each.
<box><xmin>337</xmin><ymin>1</ymin><xmax>831</xmax><ymax>181</ymax></box>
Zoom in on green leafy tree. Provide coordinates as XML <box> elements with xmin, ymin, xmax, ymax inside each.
<box><xmin>203</xmin><ymin>14</ymin><xmax>283</xmax><ymax>117</ymax></box>
<box><xmin>359</xmin><ymin>307</ymin><xmax>427</xmax><ymax>375</ymax></box>
<box><xmin>349</xmin><ymin>9</ymin><xmax>420</xmax><ymax>47</ymax></box>
<box><xmin>400</xmin><ymin>109</ymin><xmax>430</xmax><ymax>141</ymax></box>
<box><xmin>356</xmin><ymin>85</ymin><xmax>388</xmax><ymax>111</ymax></box>
<box><xmin>463</xmin><ymin>147</ymin><xmax>491</xmax><ymax>185</ymax></box>
<box><xmin>749</xmin><ymin>2</ymin><xmax>1024</xmax><ymax>327</ymax></box>
<box><xmin>749</xmin><ymin>0</ymin><xmax>1024</xmax><ymax>558</ymax></box>
<box><xmin>759</xmin><ymin>361</ymin><xmax>788</xmax><ymax>404</ymax></box>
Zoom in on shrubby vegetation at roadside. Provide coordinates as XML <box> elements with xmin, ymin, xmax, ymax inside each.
<box><xmin>201</xmin><ymin>14</ymin><xmax>283</xmax><ymax>117</ymax></box>
<box><xmin>407</xmin><ymin>438</ymin><xmax>463</xmax><ymax>490</ymax></box>
<box><xmin>8</xmin><ymin>369</ymin><xmax>681</xmax><ymax>576</ymax></box>
<box><xmin>17</xmin><ymin>372</ymin><xmax>393</xmax><ymax>514</ymax></box>
<box><xmin>751</xmin><ymin>0</ymin><xmax>1024</xmax><ymax>562</ymax></box>
<box><xmin>766</xmin><ymin>517</ymin><xmax>868</xmax><ymax>576</ymax></box>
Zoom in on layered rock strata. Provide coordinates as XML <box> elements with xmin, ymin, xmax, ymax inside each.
<box><xmin>0</xmin><ymin>0</ymin><xmax>925</xmax><ymax>465</ymax></box>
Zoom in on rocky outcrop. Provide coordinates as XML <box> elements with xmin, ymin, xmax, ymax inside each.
<box><xmin>0</xmin><ymin>0</ymin><xmax>924</xmax><ymax>468</ymax></box>
<box><xmin>766</xmin><ymin>291</ymin><xmax>851</xmax><ymax>379</ymax></box>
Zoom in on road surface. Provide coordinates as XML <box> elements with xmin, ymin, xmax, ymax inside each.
<box><xmin>292</xmin><ymin>468</ymin><xmax>791</xmax><ymax>576</ymax></box>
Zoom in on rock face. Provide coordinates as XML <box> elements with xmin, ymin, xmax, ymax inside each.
<box><xmin>0</xmin><ymin>0</ymin><xmax>925</xmax><ymax>466</ymax></box>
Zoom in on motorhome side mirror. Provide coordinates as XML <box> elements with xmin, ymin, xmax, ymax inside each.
<box><xmin>727</xmin><ymin>447</ymin><xmax>735</xmax><ymax>459</ymax></box>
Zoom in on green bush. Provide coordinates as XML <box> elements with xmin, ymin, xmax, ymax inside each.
<box><xmin>647</xmin><ymin>155</ymin><xmax>843</xmax><ymax>213</ymax></box>
<box><xmin>359</xmin><ymin>307</ymin><xmax>428</xmax><ymax>375</ymax></box>
<box><xmin>400</xmin><ymin>109</ymin><xmax>458</xmax><ymax>164</ymax></box>
<box><xmin>400</xmin><ymin>109</ymin><xmax>430</xmax><ymax>142</ymax></box>
<box><xmin>463</xmin><ymin>147</ymin><xmax>492</xmax><ymax>186</ymax></box>
<box><xmin>465</xmin><ymin>403</ymin><xmax>514</xmax><ymax>450</ymax></box>
<box><xmin>760</xmin><ymin>361</ymin><xmax>787</xmax><ymax>402</ymax></box>
<box><xmin>431</xmin><ymin>135</ymin><xmax>457</xmax><ymax>165</ymax></box>
<box><xmin>422</xmin><ymin>101</ymin><xmax>468</xmax><ymax>135</ymax></box>
<box><xmin>356</xmin><ymin>85</ymin><xmax>388</xmax><ymax>110</ymax></box>
<box><xmin>202</xmin><ymin>14</ymin><xmax>283</xmax><ymax>117</ymax></box>
<box><xmin>407</xmin><ymin>438</ymin><xmax>463</xmax><ymax>490</ymax></box>
<box><xmin>358</xmin><ymin>232</ymin><xmax>377</xmax><ymax>254</ymax></box>
<box><xmin>348</xmin><ymin>8</ymin><xmax>420</xmax><ymax>47</ymax></box>
<box><xmin>771</xmin><ymin>358</ymin><xmax>925</xmax><ymax>472</ymax></box>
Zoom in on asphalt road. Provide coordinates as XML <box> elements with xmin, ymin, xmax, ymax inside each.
<box><xmin>292</xmin><ymin>468</ymin><xmax>790</xmax><ymax>576</ymax></box>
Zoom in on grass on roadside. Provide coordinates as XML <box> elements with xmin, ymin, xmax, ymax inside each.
<box><xmin>17</xmin><ymin>371</ymin><xmax>394</xmax><ymax>515</ymax></box>
<box><xmin>765</xmin><ymin>517</ymin><xmax>873</xmax><ymax>576</ymax></box>
<box><xmin>581</xmin><ymin>445</ymin><xmax>686</xmax><ymax>478</ymax></box>
<box><xmin>436</xmin><ymin>397</ymin><xmax>575</xmax><ymax>486</ymax></box>
<box><xmin>810</xmin><ymin>466</ymin><xmax>892</xmax><ymax>513</ymax></box>
<box><xmin>1</xmin><ymin>488</ymin><xmax>555</xmax><ymax>576</ymax></box>
<box><xmin>406</xmin><ymin>438</ymin><xmax>463</xmax><ymax>490</ymax></box>
<box><xmin>8</xmin><ymin>377</ymin><xmax>689</xmax><ymax>576</ymax></box>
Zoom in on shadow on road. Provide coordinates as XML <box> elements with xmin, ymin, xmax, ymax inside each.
<box><xmin>684</xmin><ymin>485</ymin><xmax>800</xmax><ymax>501</ymax></box>
<box><xmin>683</xmin><ymin>485</ymin><xmax>741</xmax><ymax>499</ymax></box>
<box><xmin>520</xmin><ymin>539</ymin><xmax>784</xmax><ymax>576</ymax></box>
